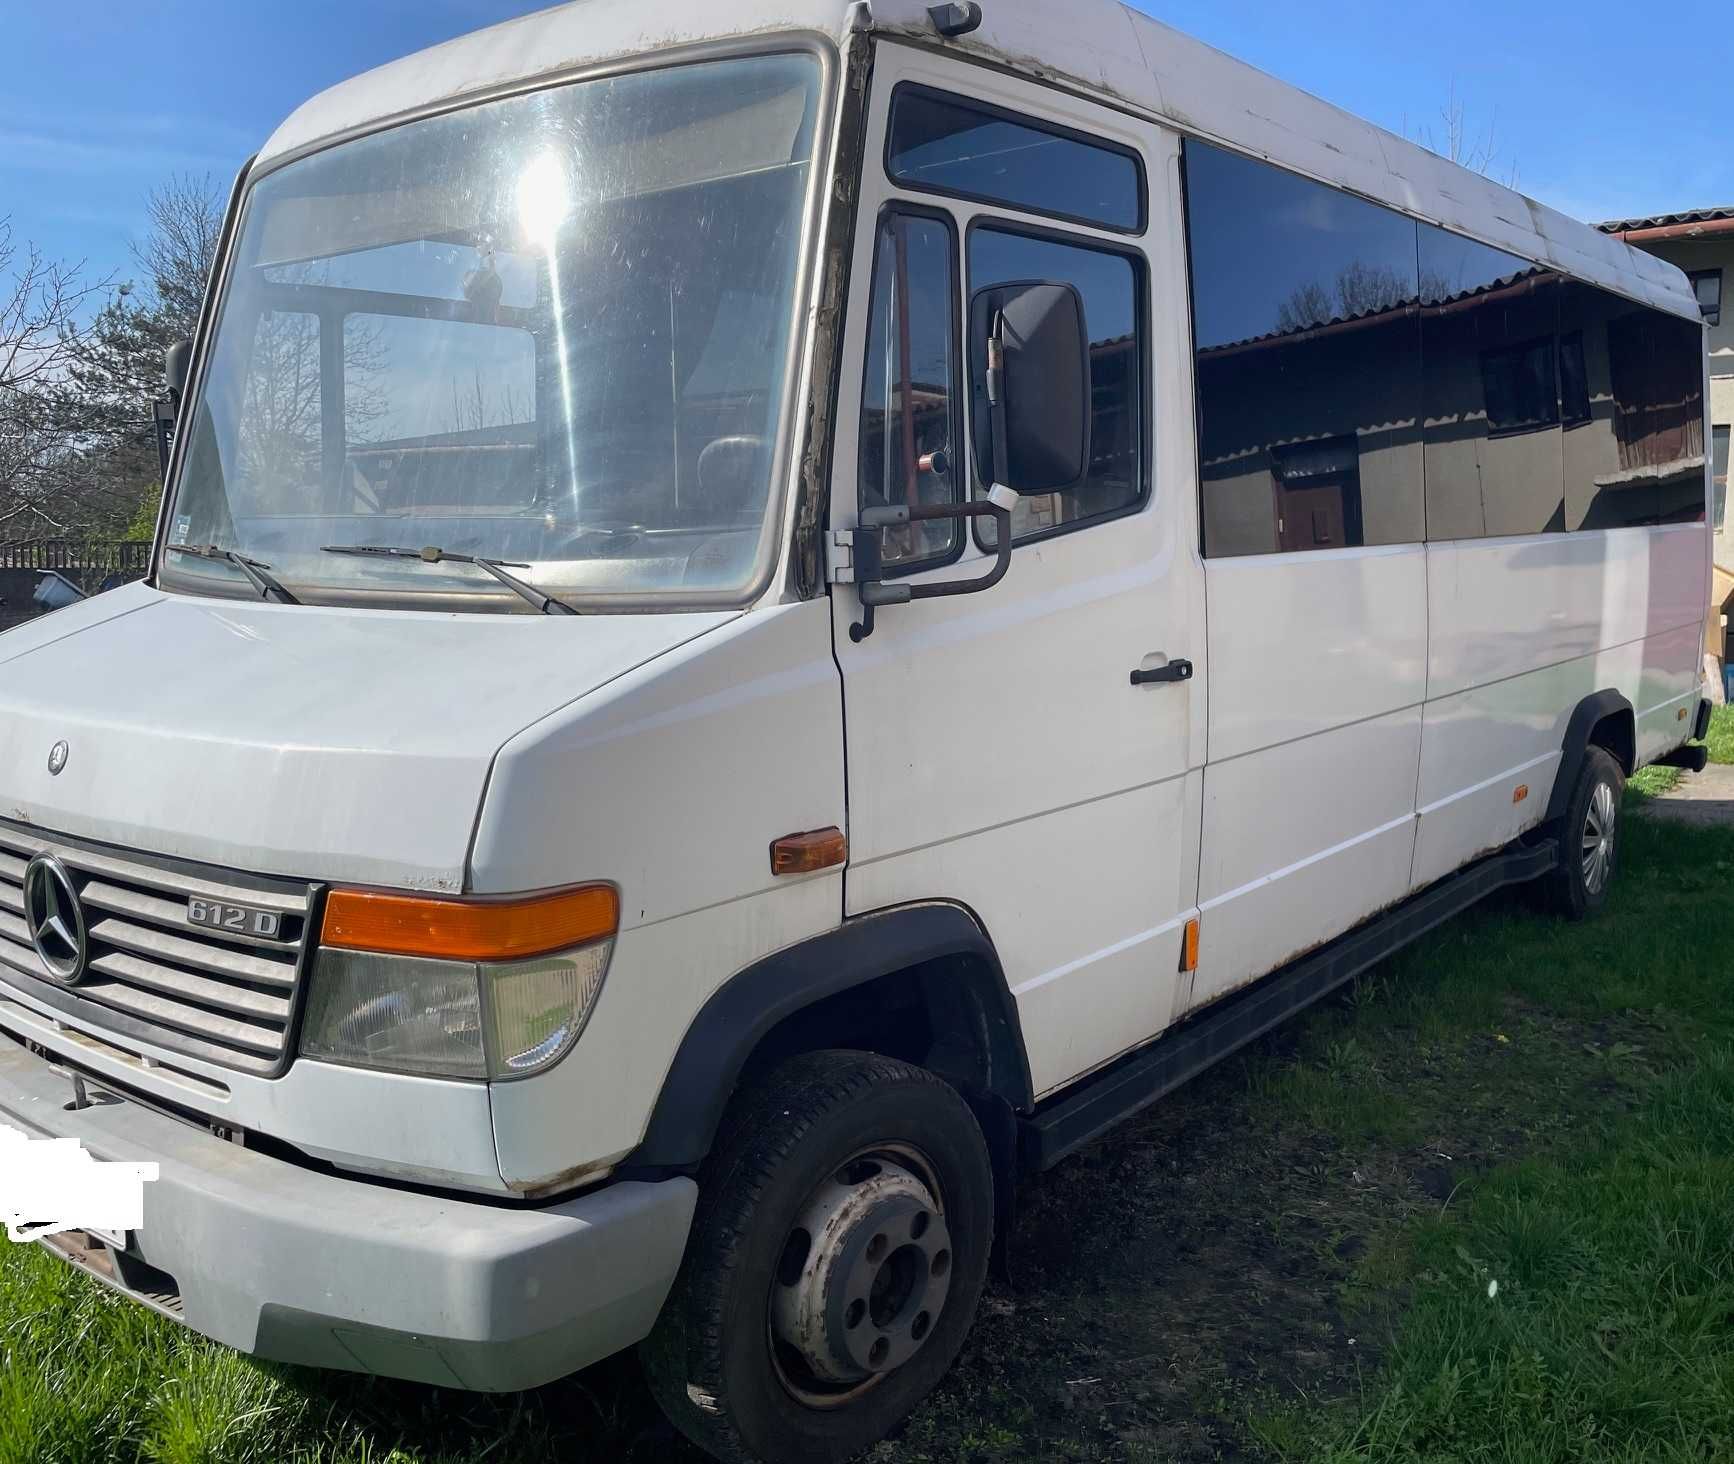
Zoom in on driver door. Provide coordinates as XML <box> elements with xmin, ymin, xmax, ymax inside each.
<box><xmin>828</xmin><ymin>46</ymin><xmax>1206</xmax><ymax>1099</ymax></box>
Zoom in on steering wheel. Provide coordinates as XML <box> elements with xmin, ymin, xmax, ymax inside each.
<box><xmin>696</xmin><ymin>436</ymin><xmax>770</xmax><ymax>513</ymax></box>
<box><xmin>544</xmin><ymin>521</ymin><xmax>647</xmax><ymax>558</ymax></box>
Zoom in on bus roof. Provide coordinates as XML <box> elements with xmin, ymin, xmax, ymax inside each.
<box><xmin>257</xmin><ymin>0</ymin><xmax>1698</xmax><ymax>321</ymax></box>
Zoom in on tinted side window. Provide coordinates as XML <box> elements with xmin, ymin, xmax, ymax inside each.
<box><xmin>858</xmin><ymin>212</ymin><xmax>963</xmax><ymax>568</ymax></box>
<box><xmin>888</xmin><ymin>86</ymin><xmax>1144</xmax><ymax>233</ymax></box>
<box><xmin>1184</xmin><ymin>140</ymin><xmax>1423</xmax><ymax>557</ymax></box>
<box><xmin>1557</xmin><ymin>281</ymin><xmax>1626</xmax><ymax>532</ymax></box>
<box><xmin>1600</xmin><ymin>304</ymin><xmax>1705</xmax><ymax>527</ymax></box>
<box><xmin>969</xmin><ymin>226</ymin><xmax>1142</xmax><ymax>544</ymax></box>
<box><xmin>1419</xmin><ymin>227</ymin><xmax>1566</xmax><ymax>539</ymax></box>
<box><xmin>1715</xmin><ymin>424</ymin><xmax>1730</xmax><ymax>533</ymax></box>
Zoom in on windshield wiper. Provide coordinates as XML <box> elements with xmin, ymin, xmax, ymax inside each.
<box><xmin>166</xmin><ymin>544</ymin><xmax>300</xmax><ymax>605</ymax></box>
<box><xmin>321</xmin><ymin>544</ymin><xmax>580</xmax><ymax>616</ymax></box>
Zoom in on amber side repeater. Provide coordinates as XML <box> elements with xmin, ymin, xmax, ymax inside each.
<box><xmin>771</xmin><ymin>828</ymin><xmax>848</xmax><ymax>877</ymax></box>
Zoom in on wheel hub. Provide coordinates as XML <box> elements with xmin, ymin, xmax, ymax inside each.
<box><xmin>769</xmin><ymin>1153</ymin><xmax>953</xmax><ymax>1388</ymax></box>
<box><xmin>1582</xmin><ymin>781</ymin><xmax>1617</xmax><ymax>894</ymax></box>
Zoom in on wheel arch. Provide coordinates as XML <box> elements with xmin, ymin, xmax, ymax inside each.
<box><xmin>627</xmin><ymin>902</ymin><xmax>1034</xmax><ymax>1174</ymax></box>
<box><xmin>1544</xmin><ymin>689</ymin><xmax>1635</xmax><ymax>826</ymax></box>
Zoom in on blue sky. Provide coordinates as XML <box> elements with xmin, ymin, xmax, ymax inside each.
<box><xmin>6</xmin><ymin>0</ymin><xmax>1726</xmax><ymax>290</ymax></box>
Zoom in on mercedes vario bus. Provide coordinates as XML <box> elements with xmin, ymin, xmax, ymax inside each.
<box><xmin>0</xmin><ymin>1</ymin><xmax>1715</xmax><ymax>1458</ymax></box>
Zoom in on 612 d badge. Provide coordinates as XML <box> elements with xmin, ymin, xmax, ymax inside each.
<box><xmin>187</xmin><ymin>897</ymin><xmax>284</xmax><ymax>941</ymax></box>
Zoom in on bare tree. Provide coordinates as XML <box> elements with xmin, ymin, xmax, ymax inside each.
<box><xmin>1276</xmin><ymin>260</ymin><xmax>1418</xmax><ymax>333</ymax></box>
<box><xmin>1409</xmin><ymin>82</ymin><xmax>1519</xmax><ymax>189</ymax></box>
<box><xmin>136</xmin><ymin>173</ymin><xmax>224</xmax><ymax>337</ymax></box>
<box><xmin>0</xmin><ymin>220</ymin><xmax>109</xmax><ymax>537</ymax></box>
<box><xmin>69</xmin><ymin>175</ymin><xmax>225</xmax><ymax>472</ymax></box>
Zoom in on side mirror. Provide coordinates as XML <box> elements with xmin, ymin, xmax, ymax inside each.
<box><xmin>845</xmin><ymin>279</ymin><xmax>1091</xmax><ymax>641</ymax></box>
<box><xmin>155</xmin><ymin>338</ymin><xmax>194</xmax><ymax>481</ymax></box>
<box><xmin>969</xmin><ymin>280</ymin><xmax>1091</xmax><ymax>496</ymax></box>
<box><xmin>165</xmin><ymin>338</ymin><xmax>193</xmax><ymax>406</ymax></box>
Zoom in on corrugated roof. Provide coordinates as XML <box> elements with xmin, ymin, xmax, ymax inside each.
<box><xmin>1598</xmin><ymin>206</ymin><xmax>1734</xmax><ymax>234</ymax></box>
<box><xmin>1204</xmin><ymin>267</ymin><xmax>1551</xmax><ymax>356</ymax></box>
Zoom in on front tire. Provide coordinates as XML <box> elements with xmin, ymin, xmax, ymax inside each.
<box><xmin>1537</xmin><ymin>745</ymin><xmax>1625</xmax><ymax>920</ymax></box>
<box><xmin>642</xmin><ymin>1050</ymin><xmax>994</xmax><ymax>1464</ymax></box>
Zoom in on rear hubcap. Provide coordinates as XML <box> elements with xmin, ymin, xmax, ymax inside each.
<box><xmin>769</xmin><ymin>1149</ymin><xmax>952</xmax><ymax>1404</ymax></box>
<box><xmin>1582</xmin><ymin>781</ymin><xmax>1617</xmax><ymax>895</ymax></box>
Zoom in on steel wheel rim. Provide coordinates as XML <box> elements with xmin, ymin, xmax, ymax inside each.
<box><xmin>1581</xmin><ymin>781</ymin><xmax>1617</xmax><ymax>895</ymax></box>
<box><xmin>767</xmin><ymin>1141</ymin><xmax>952</xmax><ymax>1411</ymax></box>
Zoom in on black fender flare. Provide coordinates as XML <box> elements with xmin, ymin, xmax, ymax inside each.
<box><xmin>1545</xmin><ymin>689</ymin><xmax>1635</xmax><ymax>825</ymax></box>
<box><xmin>628</xmin><ymin>902</ymin><xmax>1033</xmax><ymax>1172</ymax></box>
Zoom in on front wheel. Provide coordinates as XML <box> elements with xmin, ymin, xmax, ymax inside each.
<box><xmin>642</xmin><ymin>1050</ymin><xmax>995</xmax><ymax>1464</ymax></box>
<box><xmin>1536</xmin><ymin>745</ymin><xmax>1625</xmax><ymax>920</ymax></box>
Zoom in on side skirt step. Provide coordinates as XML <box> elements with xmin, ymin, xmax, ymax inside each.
<box><xmin>1019</xmin><ymin>838</ymin><xmax>1559</xmax><ymax>1173</ymax></box>
<box><xmin>1652</xmin><ymin>743</ymin><xmax>1709</xmax><ymax>773</ymax></box>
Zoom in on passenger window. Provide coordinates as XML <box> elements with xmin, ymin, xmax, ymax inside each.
<box><xmin>1183</xmin><ymin>140</ymin><xmax>1423</xmax><ymax>557</ymax></box>
<box><xmin>887</xmin><ymin>86</ymin><xmax>1144</xmax><ymax>234</ymax></box>
<box><xmin>1419</xmin><ymin>227</ymin><xmax>1566</xmax><ymax>539</ymax></box>
<box><xmin>968</xmin><ymin>225</ymin><xmax>1143</xmax><ymax>545</ymax></box>
<box><xmin>858</xmin><ymin>211</ymin><xmax>963</xmax><ymax>567</ymax></box>
<box><xmin>1599</xmin><ymin>304</ymin><xmax>1706</xmax><ymax>527</ymax></box>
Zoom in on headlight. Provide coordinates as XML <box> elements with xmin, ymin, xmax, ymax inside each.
<box><xmin>299</xmin><ymin>885</ymin><xmax>617</xmax><ymax>1081</ymax></box>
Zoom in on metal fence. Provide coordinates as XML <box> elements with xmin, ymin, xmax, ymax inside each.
<box><xmin>0</xmin><ymin>541</ymin><xmax>151</xmax><ymax>631</ymax></box>
<box><xmin>0</xmin><ymin>540</ymin><xmax>151</xmax><ymax>577</ymax></box>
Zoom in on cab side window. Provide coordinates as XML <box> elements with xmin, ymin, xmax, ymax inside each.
<box><xmin>858</xmin><ymin>211</ymin><xmax>964</xmax><ymax>568</ymax></box>
<box><xmin>969</xmin><ymin>226</ymin><xmax>1144</xmax><ymax>545</ymax></box>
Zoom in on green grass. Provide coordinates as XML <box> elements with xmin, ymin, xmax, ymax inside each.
<box><xmin>1248</xmin><ymin>809</ymin><xmax>1734</xmax><ymax>1463</ymax></box>
<box><xmin>3</xmin><ymin>801</ymin><xmax>1734</xmax><ymax>1463</ymax></box>
<box><xmin>1706</xmin><ymin>703</ymin><xmax>1734</xmax><ymax>765</ymax></box>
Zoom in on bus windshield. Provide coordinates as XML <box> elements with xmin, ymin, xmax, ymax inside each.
<box><xmin>163</xmin><ymin>52</ymin><xmax>823</xmax><ymax>609</ymax></box>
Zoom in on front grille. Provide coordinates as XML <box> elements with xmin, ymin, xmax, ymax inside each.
<box><xmin>0</xmin><ymin>823</ymin><xmax>315</xmax><ymax>1076</ymax></box>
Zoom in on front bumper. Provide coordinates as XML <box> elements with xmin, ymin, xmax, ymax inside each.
<box><xmin>0</xmin><ymin>1030</ymin><xmax>696</xmax><ymax>1391</ymax></box>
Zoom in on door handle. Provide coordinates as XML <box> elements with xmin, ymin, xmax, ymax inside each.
<box><xmin>1130</xmin><ymin>658</ymin><xmax>1193</xmax><ymax>687</ymax></box>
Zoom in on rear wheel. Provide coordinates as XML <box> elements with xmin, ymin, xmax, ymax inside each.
<box><xmin>643</xmin><ymin>1050</ymin><xmax>994</xmax><ymax>1464</ymax></box>
<box><xmin>1536</xmin><ymin>746</ymin><xmax>1625</xmax><ymax>919</ymax></box>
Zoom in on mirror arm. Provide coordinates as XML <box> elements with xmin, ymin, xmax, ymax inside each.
<box><xmin>153</xmin><ymin>397</ymin><xmax>177</xmax><ymax>483</ymax></box>
<box><xmin>849</xmin><ymin>494</ymin><xmax>1017</xmax><ymax>642</ymax></box>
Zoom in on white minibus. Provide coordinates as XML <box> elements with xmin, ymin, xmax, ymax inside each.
<box><xmin>0</xmin><ymin>1</ymin><xmax>1714</xmax><ymax>1459</ymax></box>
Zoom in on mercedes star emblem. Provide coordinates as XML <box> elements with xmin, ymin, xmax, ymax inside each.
<box><xmin>22</xmin><ymin>854</ymin><xmax>88</xmax><ymax>984</ymax></box>
<box><xmin>47</xmin><ymin>740</ymin><xmax>69</xmax><ymax>776</ymax></box>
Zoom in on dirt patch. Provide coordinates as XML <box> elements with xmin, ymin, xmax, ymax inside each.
<box><xmin>887</xmin><ymin>997</ymin><xmax>1667</xmax><ymax>1462</ymax></box>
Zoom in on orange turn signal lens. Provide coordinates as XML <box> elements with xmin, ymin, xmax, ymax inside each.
<box><xmin>1182</xmin><ymin>917</ymin><xmax>1201</xmax><ymax>974</ymax></box>
<box><xmin>771</xmin><ymin>827</ymin><xmax>848</xmax><ymax>877</ymax></box>
<box><xmin>321</xmin><ymin>884</ymin><xmax>618</xmax><ymax>962</ymax></box>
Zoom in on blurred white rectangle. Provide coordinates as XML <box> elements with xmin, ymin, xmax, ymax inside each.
<box><xmin>0</xmin><ymin>1124</ymin><xmax>158</xmax><ymax>1243</ymax></box>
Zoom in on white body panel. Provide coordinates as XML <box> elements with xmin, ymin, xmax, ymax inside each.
<box><xmin>1413</xmin><ymin>526</ymin><xmax>1707</xmax><ymax>886</ymax></box>
<box><xmin>829</xmin><ymin>48</ymin><xmax>1207</xmax><ymax>1099</ymax></box>
<box><xmin>0</xmin><ymin>581</ymin><xmax>732</xmax><ymax>893</ymax></box>
<box><xmin>476</xmin><ymin>602</ymin><xmax>845</xmax><ymax>1188</ymax></box>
